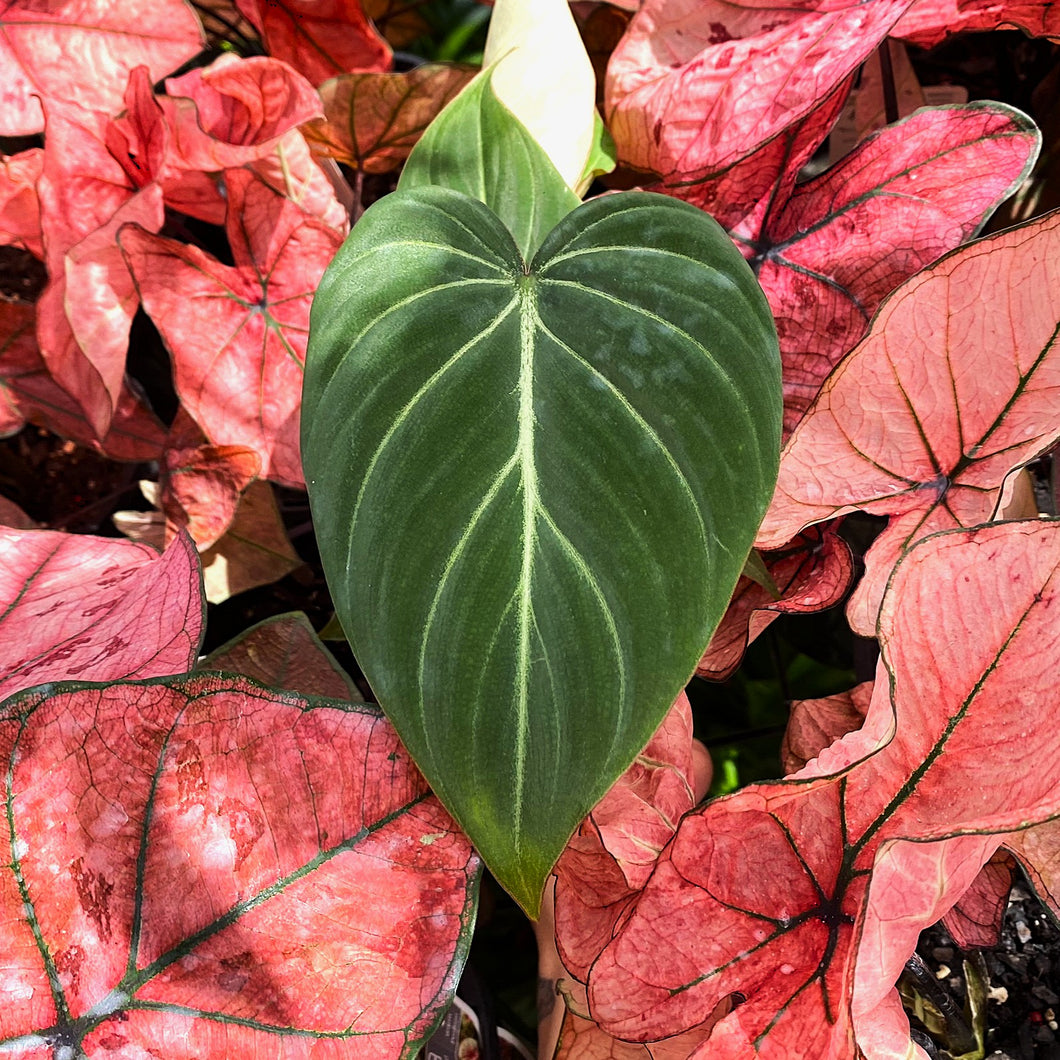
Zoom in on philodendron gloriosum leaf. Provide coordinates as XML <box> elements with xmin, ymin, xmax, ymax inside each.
<box><xmin>302</xmin><ymin>185</ymin><xmax>781</xmax><ymax>913</ymax></box>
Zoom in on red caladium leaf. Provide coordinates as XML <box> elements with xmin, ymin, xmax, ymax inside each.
<box><xmin>307</xmin><ymin>65</ymin><xmax>477</xmax><ymax>173</ymax></box>
<box><xmin>0</xmin><ymin>0</ymin><xmax>202</xmax><ymax>136</ymax></box>
<box><xmin>235</xmin><ymin>0</ymin><xmax>391</xmax><ymax>84</ymax></box>
<box><xmin>160</xmin><ymin>55</ymin><xmax>347</xmax><ymax>229</ymax></box>
<box><xmin>34</xmin><ymin>80</ymin><xmax>173</xmax><ymax>439</ymax></box>
<box><xmin>0</xmin><ymin>149</ymin><xmax>43</xmax><ymax>258</ymax></box>
<box><xmin>604</xmin><ymin>0</ymin><xmax>911</xmax><ymax>183</ymax></box>
<box><xmin>121</xmin><ymin>169</ymin><xmax>343</xmax><ymax>486</ymax></box>
<box><xmin>780</xmin><ymin>681</ymin><xmax>872</xmax><ymax>776</ymax></box>
<box><xmin>202</xmin><ymin>611</ymin><xmax>362</xmax><ymax>701</ymax></box>
<box><xmin>0</xmin><ymin>673</ymin><xmax>479</xmax><ymax>1057</ymax></box>
<box><xmin>697</xmin><ymin>526</ymin><xmax>853</xmax><ymax>682</ymax></box>
<box><xmin>0</xmin><ymin>529</ymin><xmax>202</xmax><ymax>703</ymax></box>
<box><xmin>587</xmin><ymin>520</ymin><xmax>1060</xmax><ymax>1057</ymax></box>
<box><xmin>163</xmin><ymin>55</ymin><xmax>324</xmax><ymax>172</ymax></box>
<box><xmin>757</xmin><ymin>208</ymin><xmax>1060</xmax><ymax>636</ymax></box>
<box><xmin>891</xmin><ymin>0</ymin><xmax>1060</xmax><ymax>47</ymax></box>
<box><xmin>749</xmin><ymin>103</ymin><xmax>1040</xmax><ymax>436</ymax></box>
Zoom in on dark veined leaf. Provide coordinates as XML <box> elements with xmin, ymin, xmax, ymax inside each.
<box><xmin>0</xmin><ymin>674</ymin><xmax>478</xmax><ymax>1058</ymax></box>
<box><xmin>303</xmin><ymin>185</ymin><xmax>781</xmax><ymax>913</ymax></box>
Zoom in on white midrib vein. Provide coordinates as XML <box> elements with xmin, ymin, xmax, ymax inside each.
<box><xmin>513</xmin><ymin>277</ymin><xmax>538</xmax><ymax>843</ymax></box>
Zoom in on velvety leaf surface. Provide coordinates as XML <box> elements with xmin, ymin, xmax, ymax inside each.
<box><xmin>0</xmin><ymin>530</ymin><xmax>202</xmax><ymax>703</ymax></box>
<box><xmin>588</xmin><ymin>520</ymin><xmax>1060</xmax><ymax>1057</ymax></box>
<box><xmin>0</xmin><ymin>674</ymin><xmax>479</xmax><ymax>1057</ymax></box>
<box><xmin>0</xmin><ymin>149</ymin><xmax>43</xmax><ymax>257</ymax></box>
<box><xmin>758</xmin><ymin>208</ymin><xmax>1060</xmax><ymax>635</ymax></box>
<box><xmin>304</xmin><ymin>186</ymin><xmax>781</xmax><ymax>912</ymax></box>
<box><xmin>751</xmin><ymin>103</ymin><xmax>1040</xmax><ymax>436</ymax></box>
<box><xmin>697</xmin><ymin>526</ymin><xmax>853</xmax><ymax>682</ymax></box>
<box><xmin>203</xmin><ymin>611</ymin><xmax>362</xmax><ymax>701</ymax></box>
<box><xmin>891</xmin><ymin>0</ymin><xmax>1060</xmax><ymax>47</ymax></box>
<box><xmin>235</xmin><ymin>0</ymin><xmax>391</xmax><ymax>83</ymax></box>
<box><xmin>0</xmin><ymin>0</ymin><xmax>202</xmax><ymax>136</ymax></box>
<box><xmin>121</xmin><ymin>169</ymin><xmax>343</xmax><ymax>486</ymax></box>
<box><xmin>398</xmin><ymin>69</ymin><xmax>580</xmax><ymax>261</ymax></box>
<box><xmin>604</xmin><ymin>0</ymin><xmax>910</xmax><ymax>182</ymax></box>
<box><xmin>307</xmin><ymin>65</ymin><xmax>477</xmax><ymax>173</ymax></box>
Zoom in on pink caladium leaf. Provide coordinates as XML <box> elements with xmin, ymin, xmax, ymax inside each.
<box><xmin>0</xmin><ymin>673</ymin><xmax>479</xmax><ymax>1057</ymax></box>
<box><xmin>235</xmin><ymin>0</ymin><xmax>391</xmax><ymax>84</ymax></box>
<box><xmin>0</xmin><ymin>0</ymin><xmax>202</xmax><ymax>136</ymax></box>
<box><xmin>660</xmin><ymin>80</ymin><xmax>852</xmax><ymax>237</ymax></box>
<box><xmin>0</xmin><ymin>311</ymin><xmax>168</xmax><ymax>461</ymax></box>
<box><xmin>0</xmin><ymin>149</ymin><xmax>43</xmax><ymax>258</ymax></box>
<box><xmin>0</xmin><ymin>529</ymin><xmax>202</xmax><ymax>703</ymax></box>
<box><xmin>121</xmin><ymin>169</ymin><xmax>343</xmax><ymax>486</ymax></box>
<box><xmin>697</xmin><ymin>526</ymin><xmax>853</xmax><ymax>682</ymax></box>
<box><xmin>202</xmin><ymin>611</ymin><xmax>362</xmax><ymax>701</ymax></box>
<box><xmin>750</xmin><ymin>103</ymin><xmax>1040</xmax><ymax>437</ymax></box>
<box><xmin>307</xmin><ymin>65</ymin><xmax>477</xmax><ymax>173</ymax></box>
<box><xmin>780</xmin><ymin>681</ymin><xmax>872</xmax><ymax>776</ymax></box>
<box><xmin>604</xmin><ymin>0</ymin><xmax>911</xmax><ymax>183</ymax></box>
<box><xmin>891</xmin><ymin>0</ymin><xmax>1060</xmax><ymax>47</ymax></box>
<box><xmin>758</xmin><ymin>208</ymin><xmax>1060</xmax><ymax>636</ymax></box>
<box><xmin>554</xmin><ymin>694</ymin><xmax>696</xmax><ymax>984</ymax></box>
<box><xmin>941</xmin><ymin>849</ymin><xmax>1015</xmax><ymax>948</ymax></box>
<box><xmin>162</xmin><ymin>55</ymin><xmax>324</xmax><ymax>173</ymax></box>
<box><xmin>156</xmin><ymin>417</ymin><xmax>263</xmax><ymax>550</ymax></box>
<box><xmin>588</xmin><ymin>520</ymin><xmax>1060</xmax><ymax>1057</ymax></box>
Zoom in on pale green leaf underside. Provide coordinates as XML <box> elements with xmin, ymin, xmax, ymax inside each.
<box><xmin>303</xmin><ymin>187</ymin><xmax>781</xmax><ymax>912</ymax></box>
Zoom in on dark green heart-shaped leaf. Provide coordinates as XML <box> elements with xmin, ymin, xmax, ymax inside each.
<box><xmin>397</xmin><ymin>66</ymin><xmax>579</xmax><ymax>260</ymax></box>
<box><xmin>302</xmin><ymin>186</ymin><xmax>781</xmax><ymax>913</ymax></box>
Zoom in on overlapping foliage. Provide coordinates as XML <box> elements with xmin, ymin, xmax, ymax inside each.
<box><xmin>1</xmin><ymin>1</ymin><xmax>1058</xmax><ymax>1058</ymax></box>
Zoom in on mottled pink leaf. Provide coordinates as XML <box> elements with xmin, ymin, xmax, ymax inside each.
<box><xmin>0</xmin><ymin>149</ymin><xmax>43</xmax><ymax>258</ymax></box>
<box><xmin>235</xmin><ymin>0</ymin><xmax>391</xmax><ymax>84</ymax></box>
<box><xmin>0</xmin><ymin>0</ymin><xmax>202</xmax><ymax>136</ymax></box>
<box><xmin>588</xmin><ymin>520</ymin><xmax>1060</xmax><ymax>1057</ymax></box>
<box><xmin>891</xmin><ymin>0</ymin><xmax>1060</xmax><ymax>47</ymax></box>
<box><xmin>0</xmin><ymin>529</ymin><xmax>202</xmax><ymax>703</ymax></box>
<box><xmin>758</xmin><ymin>209</ymin><xmax>1060</xmax><ymax>635</ymax></box>
<box><xmin>752</xmin><ymin>103</ymin><xmax>1040</xmax><ymax>437</ymax></box>
<box><xmin>697</xmin><ymin>526</ymin><xmax>853</xmax><ymax>682</ymax></box>
<box><xmin>0</xmin><ymin>674</ymin><xmax>478</xmax><ymax>1057</ymax></box>
<box><xmin>780</xmin><ymin>681</ymin><xmax>872</xmax><ymax>776</ymax></box>
<box><xmin>203</xmin><ymin>611</ymin><xmax>362</xmax><ymax>701</ymax></box>
<box><xmin>121</xmin><ymin>169</ymin><xmax>343</xmax><ymax>485</ymax></box>
<box><xmin>604</xmin><ymin>0</ymin><xmax>910</xmax><ymax>182</ymax></box>
<box><xmin>651</xmin><ymin>77</ymin><xmax>851</xmax><ymax>238</ymax></box>
<box><xmin>554</xmin><ymin>694</ymin><xmax>696</xmax><ymax>983</ymax></box>
<box><xmin>308</xmin><ymin>65</ymin><xmax>477</xmax><ymax>173</ymax></box>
